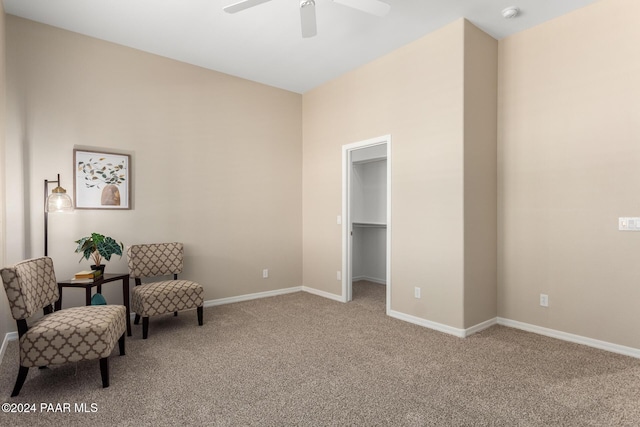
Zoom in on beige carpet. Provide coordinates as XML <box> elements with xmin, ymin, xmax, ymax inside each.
<box><xmin>1</xmin><ymin>281</ymin><xmax>639</xmax><ymax>426</ymax></box>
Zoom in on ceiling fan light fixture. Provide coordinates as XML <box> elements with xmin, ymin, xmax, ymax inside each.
<box><xmin>501</xmin><ymin>6</ymin><xmax>520</xmax><ymax>19</ymax></box>
<box><xmin>300</xmin><ymin>0</ymin><xmax>317</xmax><ymax>38</ymax></box>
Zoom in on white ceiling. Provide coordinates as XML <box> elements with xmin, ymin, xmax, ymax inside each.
<box><xmin>3</xmin><ymin>0</ymin><xmax>601</xmax><ymax>94</ymax></box>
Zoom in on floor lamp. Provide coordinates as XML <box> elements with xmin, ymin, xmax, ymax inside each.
<box><xmin>44</xmin><ymin>174</ymin><xmax>73</xmax><ymax>256</ymax></box>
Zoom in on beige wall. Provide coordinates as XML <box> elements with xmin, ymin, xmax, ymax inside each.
<box><xmin>3</xmin><ymin>0</ymin><xmax>638</xmax><ymax>352</ymax></box>
<box><xmin>4</xmin><ymin>17</ymin><xmax>302</xmax><ymax>315</ymax></box>
<box><xmin>303</xmin><ymin>19</ymin><xmax>497</xmax><ymax>330</ymax></box>
<box><xmin>0</xmin><ymin>1</ymin><xmax>12</xmax><ymax>342</ymax></box>
<box><xmin>463</xmin><ymin>21</ymin><xmax>498</xmax><ymax>328</ymax></box>
<box><xmin>498</xmin><ymin>0</ymin><xmax>640</xmax><ymax>347</ymax></box>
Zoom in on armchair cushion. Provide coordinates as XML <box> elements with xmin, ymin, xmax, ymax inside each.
<box><xmin>131</xmin><ymin>280</ymin><xmax>203</xmax><ymax>317</ymax></box>
<box><xmin>20</xmin><ymin>305</ymin><xmax>126</xmax><ymax>368</ymax></box>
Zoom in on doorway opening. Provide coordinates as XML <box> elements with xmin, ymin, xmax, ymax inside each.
<box><xmin>342</xmin><ymin>135</ymin><xmax>391</xmax><ymax>314</ymax></box>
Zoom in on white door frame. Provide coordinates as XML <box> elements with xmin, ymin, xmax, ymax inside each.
<box><xmin>341</xmin><ymin>134</ymin><xmax>391</xmax><ymax>314</ymax></box>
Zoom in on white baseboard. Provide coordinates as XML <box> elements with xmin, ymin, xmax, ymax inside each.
<box><xmin>352</xmin><ymin>276</ymin><xmax>386</xmax><ymax>285</ymax></box>
<box><xmin>388</xmin><ymin>310</ymin><xmax>467</xmax><ymax>338</ymax></box>
<box><xmin>204</xmin><ymin>286</ymin><xmax>303</xmax><ymax>307</ymax></box>
<box><xmin>384</xmin><ymin>313</ymin><xmax>640</xmax><ymax>358</ymax></box>
<box><xmin>497</xmin><ymin>317</ymin><xmax>640</xmax><ymax>359</ymax></box>
<box><xmin>301</xmin><ymin>286</ymin><xmax>345</xmax><ymax>302</ymax></box>
<box><xmin>1</xmin><ymin>331</ymin><xmax>19</xmax><ymax>363</ymax></box>
<box><xmin>124</xmin><ymin>287</ymin><xmax>304</xmax><ymax>322</ymax></box>
<box><xmin>465</xmin><ymin>317</ymin><xmax>498</xmax><ymax>336</ymax></box>
<box><xmin>388</xmin><ymin>311</ymin><xmax>496</xmax><ymax>338</ymax></box>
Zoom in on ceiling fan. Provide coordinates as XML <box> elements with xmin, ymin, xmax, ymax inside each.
<box><xmin>223</xmin><ymin>0</ymin><xmax>391</xmax><ymax>38</ymax></box>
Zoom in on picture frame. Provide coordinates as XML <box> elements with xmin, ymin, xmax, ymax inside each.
<box><xmin>73</xmin><ymin>149</ymin><xmax>131</xmax><ymax>210</ymax></box>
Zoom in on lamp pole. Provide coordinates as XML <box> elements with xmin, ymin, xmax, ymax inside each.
<box><xmin>44</xmin><ymin>174</ymin><xmax>73</xmax><ymax>256</ymax></box>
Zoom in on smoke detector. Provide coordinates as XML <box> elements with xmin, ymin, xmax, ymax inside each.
<box><xmin>501</xmin><ymin>6</ymin><xmax>520</xmax><ymax>19</ymax></box>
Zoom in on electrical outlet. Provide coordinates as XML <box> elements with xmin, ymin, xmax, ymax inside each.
<box><xmin>619</xmin><ymin>217</ymin><xmax>640</xmax><ymax>231</ymax></box>
<box><xmin>414</xmin><ymin>287</ymin><xmax>421</xmax><ymax>299</ymax></box>
<box><xmin>540</xmin><ymin>294</ymin><xmax>548</xmax><ymax>307</ymax></box>
<box><xmin>337</xmin><ymin>271</ymin><xmax>341</xmax><ymax>281</ymax></box>
<box><xmin>262</xmin><ymin>269</ymin><xmax>269</xmax><ymax>279</ymax></box>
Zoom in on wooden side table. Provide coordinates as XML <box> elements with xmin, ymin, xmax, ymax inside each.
<box><xmin>56</xmin><ymin>273</ymin><xmax>132</xmax><ymax>336</ymax></box>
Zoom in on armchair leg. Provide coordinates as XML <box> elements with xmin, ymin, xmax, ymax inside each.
<box><xmin>118</xmin><ymin>333</ymin><xmax>125</xmax><ymax>356</ymax></box>
<box><xmin>100</xmin><ymin>358</ymin><xmax>109</xmax><ymax>388</ymax></box>
<box><xmin>142</xmin><ymin>317</ymin><xmax>149</xmax><ymax>339</ymax></box>
<box><xmin>11</xmin><ymin>366</ymin><xmax>29</xmax><ymax>397</ymax></box>
<box><xmin>197</xmin><ymin>306</ymin><xmax>203</xmax><ymax>326</ymax></box>
<box><xmin>174</xmin><ymin>311</ymin><xmax>178</xmax><ymax>317</ymax></box>
<box><xmin>134</xmin><ymin>314</ymin><xmax>141</xmax><ymax>325</ymax></box>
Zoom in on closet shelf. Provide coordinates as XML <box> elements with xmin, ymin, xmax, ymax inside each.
<box><xmin>352</xmin><ymin>157</ymin><xmax>386</xmax><ymax>165</ymax></box>
<box><xmin>353</xmin><ymin>222</ymin><xmax>387</xmax><ymax>228</ymax></box>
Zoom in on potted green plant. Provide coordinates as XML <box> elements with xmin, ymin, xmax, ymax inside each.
<box><xmin>75</xmin><ymin>233</ymin><xmax>124</xmax><ymax>274</ymax></box>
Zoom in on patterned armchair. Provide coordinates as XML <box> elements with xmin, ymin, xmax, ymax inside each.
<box><xmin>0</xmin><ymin>257</ymin><xmax>126</xmax><ymax>397</ymax></box>
<box><xmin>127</xmin><ymin>242</ymin><xmax>204</xmax><ymax>339</ymax></box>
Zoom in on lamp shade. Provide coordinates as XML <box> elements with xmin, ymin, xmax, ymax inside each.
<box><xmin>46</xmin><ymin>186</ymin><xmax>73</xmax><ymax>212</ymax></box>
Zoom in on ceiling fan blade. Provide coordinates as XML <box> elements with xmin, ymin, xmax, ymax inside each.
<box><xmin>300</xmin><ymin>0</ymin><xmax>317</xmax><ymax>38</ymax></box>
<box><xmin>332</xmin><ymin>0</ymin><xmax>390</xmax><ymax>17</ymax></box>
<box><xmin>224</xmin><ymin>0</ymin><xmax>273</xmax><ymax>14</ymax></box>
